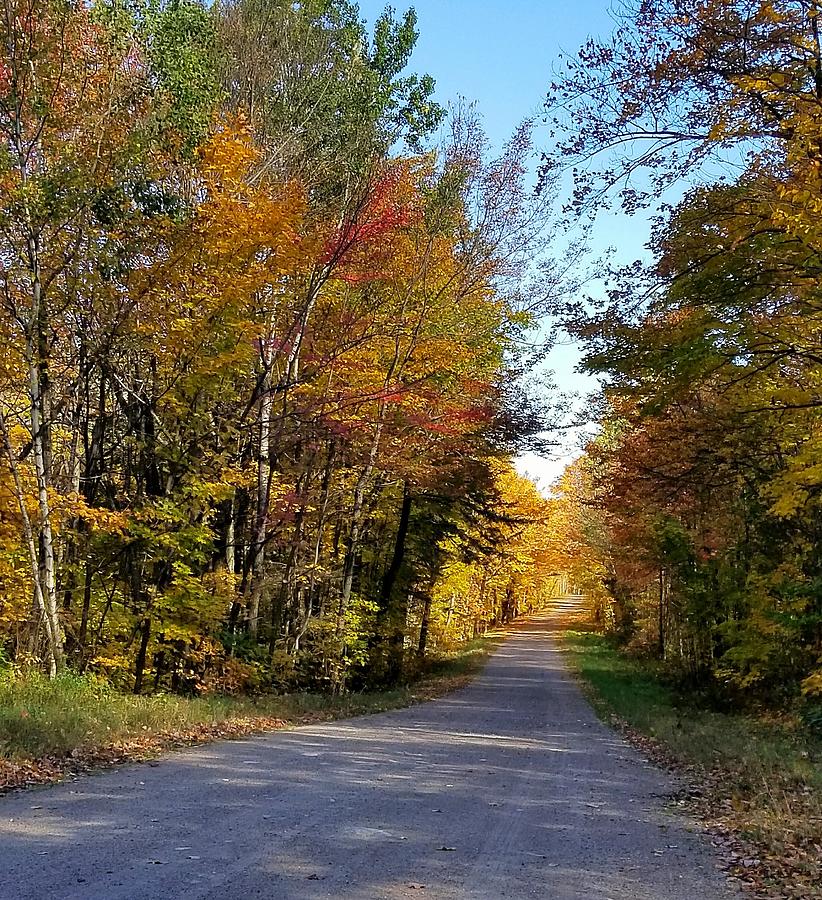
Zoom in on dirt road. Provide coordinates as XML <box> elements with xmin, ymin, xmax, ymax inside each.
<box><xmin>0</xmin><ymin>610</ymin><xmax>736</xmax><ymax>899</ymax></box>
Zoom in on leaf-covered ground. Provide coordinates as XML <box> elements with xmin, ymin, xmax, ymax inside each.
<box><xmin>1</xmin><ymin>638</ymin><xmax>499</xmax><ymax>796</ymax></box>
<box><xmin>564</xmin><ymin>627</ymin><xmax>821</xmax><ymax>900</ymax></box>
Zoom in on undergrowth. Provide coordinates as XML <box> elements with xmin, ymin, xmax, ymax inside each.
<box><xmin>565</xmin><ymin>630</ymin><xmax>821</xmax><ymax>895</ymax></box>
<box><xmin>0</xmin><ymin>636</ymin><xmax>499</xmax><ymax>761</ymax></box>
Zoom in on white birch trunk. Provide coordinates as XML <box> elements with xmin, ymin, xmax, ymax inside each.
<box><xmin>248</xmin><ymin>344</ymin><xmax>274</xmax><ymax>635</ymax></box>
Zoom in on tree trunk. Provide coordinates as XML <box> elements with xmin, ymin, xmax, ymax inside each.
<box><xmin>226</xmin><ymin>489</ymin><xmax>236</xmax><ymax>577</ymax></box>
<box><xmin>26</xmin><ymin>254</ymin><xmax>64</xmax><ymax>672</ymax></box>
<box><xmin>133</xmin><ymin>616</ymin><xmax>151</xmax><ymax>694</ymax></box>
<box><xmin>295</xmin><ymin>441</ymin><xmax>336</xmax><ymax>652</ymax></box>
<box><xmin>0</xmin><ymin>408</ymin><xmax>57</xmax><ymax>675</ymax></box>
<box><xmin>78</xmin><ymin>562</ymin><xmax>93</xmax><ymax>669</ymax></box>
<box><xmin>247</xmin><ymin>347</ymin><xmax>273</xmax><ymax>635</ymax></box>
<box><xmin>379</xmin><ymin>484</ymin><xmax>413</xmax><ymax>613</ymax></box>
<box><xmin>417</xmin><ymin>593</ymin><xmax>432</xmax><ymax>659</ymax></box>
<box><xmin>658</xmin><ymin>568</ymin><xmax>666</xmax><ymax>660</ymax></box>
<box><xmin>338</xmin><ymin>427</ymin><xmax>383</xmax><ymax>635</ymax></box>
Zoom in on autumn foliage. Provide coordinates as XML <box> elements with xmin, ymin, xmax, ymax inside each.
<box><xmin>546</xmin><ymin>0</ymin><xmax>822</xmax><ymax>711</ymax></box>
<box><xmin>0</xmin><ymin>0</ymin><xmax>552</xmax><ymax>694</ymax></box>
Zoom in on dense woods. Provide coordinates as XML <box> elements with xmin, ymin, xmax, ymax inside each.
<box><xmin>6</xmin><ymin>0</ymin><xmax>821</xmax><ymax>725</ymax></box>
<box><xmin>1</xmin><ymin>5</ymin><xmax>819</xmax><ymax>897</ymax></box>
<box><xmin>545</xmin><ymin>0</ymin><xmax>822</xmax><ymax>715</ymax></box>
<box><xmin>0</xmin><ymin>0</ymin><xmax>557</xmax><ymax>695</ymax></box>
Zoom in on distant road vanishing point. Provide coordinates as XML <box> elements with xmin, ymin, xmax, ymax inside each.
<box><xmin>0</xmin><ymin>607</ymin><xmax>737</xmax><ymax>899</ymax></box>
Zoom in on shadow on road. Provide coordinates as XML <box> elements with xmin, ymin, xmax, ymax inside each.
<box><xmin>0</xmin><ymin>607</ymin><xmax>737</xmax><ymax>900</ymax></box>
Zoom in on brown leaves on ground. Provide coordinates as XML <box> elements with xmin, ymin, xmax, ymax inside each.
<box><xmin>0</xmin><ymin>715</ymin><xmax>286</xmax><ymax>796</ymax></box>
<box><xmin>0</xmin><ymin>641</ymin><xmax>498</xmax><ymax>798</ymax></box>
<box><xmin>605</xmin><ymin>712</ymin><xmax>821</xmax><ymax>900</ymax></box>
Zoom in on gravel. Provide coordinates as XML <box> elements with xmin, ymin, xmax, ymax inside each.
<box><xmin>0</xmin><ymin>612</ymin><xmax>738</xmax><ymax>899</ymax></box>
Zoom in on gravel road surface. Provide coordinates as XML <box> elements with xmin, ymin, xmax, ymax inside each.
<box><xmin>0</xmin><ymin>609</ymin><xmax>737</xmax><ymax>899</ymax></box>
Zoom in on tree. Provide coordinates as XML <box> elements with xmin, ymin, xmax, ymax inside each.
<box><xmin>0</xmin><ymin>0</ymin><xmax>553</xmax><ymax>695</ymax></box>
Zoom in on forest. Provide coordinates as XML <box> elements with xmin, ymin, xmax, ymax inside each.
<box><xmin>0</xmin><ymin>0</ymin><xmax>557</xmax><ymax>697</ymax></box>
<box><xmin>2</xmin><ymin>3</ymin><xmax>821</xmax><ymax>896</ymax></box>
<box><xmin>544</xmin><ymin>0</ymin><xmax>822</xmax><ymax>718</ymax></box>
<box><xmin>3</xmin><ymin>0</ymin><xmax>822</xmax><ymax>724</ymax></box>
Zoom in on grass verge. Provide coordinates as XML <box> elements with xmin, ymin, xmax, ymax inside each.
<box><xmin>0</xmin><ymin>636</ymin><xmax>500</xmax><ymax>792</ymax></box>
<box><xmin>564</xmin><ymin>630</ymin><xmax>821</xmax><ymax>900</ymax></box>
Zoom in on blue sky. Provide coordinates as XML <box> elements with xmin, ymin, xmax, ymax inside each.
<box><xmin>358</xmin><ymin>1</ymin><xmax>653</xmax><ymax>487</ymax></box>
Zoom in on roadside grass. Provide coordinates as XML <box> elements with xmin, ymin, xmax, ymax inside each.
<box><xmin>565</xmin><ymin>630</ymin><xmax>822</xmax><ymax>896</ymax></box>
<box><xmin>0</xmin><ymin>636</ymin><xmax>500</xmax><ymax>763</ymax></box>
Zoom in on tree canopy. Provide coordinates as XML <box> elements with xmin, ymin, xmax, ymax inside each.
<box><xmin>545</xmin><ymin>0</ymin><xmax>822</xmax><ymax>705</ymax></box>
<box><xmin>0</xmin><ymin>0</ymin><xmax>555</xmax><ymax>693</ymax></box>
